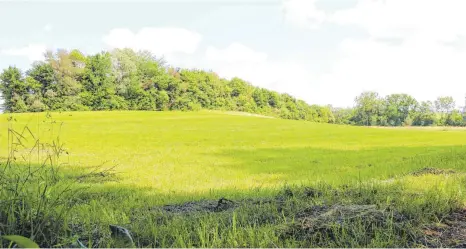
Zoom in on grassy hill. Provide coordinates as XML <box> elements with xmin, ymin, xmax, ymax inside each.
<box><xmin>0</xmin><ymin>111</ymin><xmax>466</xmax><ymax>192</ymax></box>
<box><xmin>1</xmin><ymin>111</ymin><xmax>466</xmax><ymax>247</ymax></box>
<box><xmin>2</xmin><ymin>111</ymin><xmax>466</xmax><ymax>193</ymax></box>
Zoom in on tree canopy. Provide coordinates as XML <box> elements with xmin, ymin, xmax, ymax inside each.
<box><xmin>0</xmin><ymin>49</ymin><xmax>334</xmax><ymax>123</ymax></box>
<box><xmin>1</xmin><ymin>48</ymin><xmax>465</xmax><ymax>127</ymax></box>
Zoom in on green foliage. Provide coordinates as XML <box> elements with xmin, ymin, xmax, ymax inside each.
<box><xmin>384</xmin><ymin>94</ymin><xmax>418</xmax><ymax>126</ymax></box>
<box><xmin>2</xmin><ymin>235</ymin><xmax>39</xmax><ymax>248</ymax></box>
<box><xmin>446</xmin><ymin>110</ymin><xmax>464</xmax><ymax>126</ymax></box>
<box><xmin>1</xmin><ymin>48</ymin><xmax>465</xmax><ymax>127</ymax></box>
<box><xmin>0</xmin><ymin>49</ymin><xmax>331</xmax><ymax>123</ymax></box>
<box><xmin>336</xmin><ymin>92</ymin><xmax>464</xmax><ymax>127</ymax></box>
<box><xmin>332</xmin><ymin>107</ymin><xmax>355</xmax><ymax>125</ymax></box>
<box><xmin>353</xmin><ymin>91</ymin><xmax>382</xmax><ymax>126</ymax></box>
<box><xmin>0</xmin><ymin>67</ymin><xmax>27</xmax><ymax>113</ymax></box>
<box><xmin>412</xmin><ymin>101</ymin><xmax>437</xmax><ymax>126</ymax></box>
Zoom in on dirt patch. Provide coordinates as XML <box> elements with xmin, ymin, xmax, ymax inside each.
<box><xmin>160</xmin><ymin>194</ymin><xmax>296</xmax><ymax>214</ymax></box>
<box><xmin>157</xmin><ymin>194</ymin><xmax>466</xmax><ymax>247</ymax></box>
<box><xmin>224</xmin><ymin>111</ymin><xmax>275</xmax><ymax>119</ymax></box>
<box><xmin>281</xmin><ymin>204</ymin><xmax>410</xmax><ymax>243</ymax></box>
<box><xmin>410</xmin><ymin>167</ymin><xmax>456</xmax><ymax>176</ymax></box>
<box><xmin>421</xmin><ymin>209</ymin><xmax>466</xmax><ymax>248</ymax></box>
<box><xmin>284</xmin><ymin>203</ymin><xmax>466</xmax><ymax>247</ymax></box>
<box><xmin>162</xmin><ymin>198</ymin><xmax>237</xmax><ymax>213</ymax></box>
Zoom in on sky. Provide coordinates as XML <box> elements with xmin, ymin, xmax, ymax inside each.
<box><xmin>1</xmin><ymin>0</ymin><xmax>466</xmax><ymax>108</ymax></box>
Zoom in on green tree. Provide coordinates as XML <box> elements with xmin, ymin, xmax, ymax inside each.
<box><xmin>45</xmin><ymin>49</ymin><xmax>83</xmax><ymax>97</ymax></box>
<box><xmin>384</xmin><ymin>94</ymin><xmax>418</xmax><ymax>126</ymax></box>
<box><xmin>354</xmin><ymin>91</ymin><xmax>382</xmax><ymax>126</ymax></box>
<box><xmin>27</xmin><ymin>62</ymin><xmax>55</xmax><ymax>96</ymax></box>
<box><xmin>435</xmin><ymin>96</ymin><xmax>455</xmax><ymax>114</ymax></box>
<box><xmin>81</xmin><ymin>52</ymin><xmax>117</xmax><ymax>110</ymax></box>
<box><xmin>435</xmin><ymin>96</ymin><xmax>455</xmax><ymax>125</ymax></box>
<box><xmin>0</xmin><ymin>67</ymin><xmax>28</xmax><ymax>112</ymax></box>
<box><xmin>0</xmin><ymin>47</ymin><xmax>339</xmax><ymax>123</ymax></box>
<box><xmin>252</xmin><ymin>88</ymin><xmax>268</xmax><ymax>108</ymax></box>
<box><xmin>412</xmin><ymin>101</ymin><xmax>436</xmax><ymax>126</ymax></box>
<box><xmin>332</xmin><ymin>107</ymin><xmax>355</xmax><ymax>125</ymax></box>
<box><xmin>446</xmin><ymin>110</ymin><xmax>464</xmax><ymax>126</ymax></box>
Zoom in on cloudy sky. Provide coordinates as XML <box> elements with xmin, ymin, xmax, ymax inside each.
<box><xmin>1</xmin><ymin>0</ymin><xmax>466</xmax><ymax>108</ymax></box>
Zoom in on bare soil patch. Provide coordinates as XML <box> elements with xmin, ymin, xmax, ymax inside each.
<box><xmin>158</xmin><ymin>192</ymin><xmax>466</xmax><ymax>247</ymax></box>
<box><xmin>421</xmin><ymin>208</ymin><xmax>466</xmax><ymax>248</ymax></box>
<box><xmin>410</xmin><ymin>167</ymin><xmax>456</xmax><ymax>176</ymax></box>
<box><xmin>162</xmin><ymin>197</ymin><xmax>237</xmax><ymax>213</ymax></box>
<box><xmin>223</xmin><ymin>111</ymin><xmax>275</xmax><ymax>119</ymax></box>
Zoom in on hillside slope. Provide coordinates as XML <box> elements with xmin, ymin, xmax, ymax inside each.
<box><xmin>2</xmin><ymin>111</ymin><xmax>466</xmax><ymax>194</ymax></box>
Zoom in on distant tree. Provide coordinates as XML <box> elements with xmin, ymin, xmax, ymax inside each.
<box><xmin>252</xmin><ymin>88</ymin><xmax>268</xmax><ymax>108</ymax></box>
<box><xmin>0</xmin><ymin>66</ymin><xmax>28</xmax><ymax>112</ymax></box>
<box><xmin>110</xmin><ymin>48</ymin><xmax>139</xmax><ymax>97</ymax></box>
<box><xmin>435</xmin><ymin>96</ymin><xmax>455</xmax><ymax>114</ymax></box>
<box><xmin>435</xmin><ymin>96</ymin><xmax>455</xmax><ymax>125</ymax></box>
<box><xmin>27</xmin><ymin>62</ymin><xmax>55</xmax><ymax>96</ymax></box>
<box><xmin>384</xmin><ymin>94</ymin><xmax>418</xmax><ymax>126</ymax></box>
<box><xmin>318</xmin><ymin>105</ymin><xmax>335</xmax><ymax>123</ymax></box>
<box><xmin>81</xmin><ymin>52</ymin><xmax>118</xmax><ymax>110</ymax></box>
<box><xmin>446</xmin><ymin>110</ymin><xmax>464</xmax><ymax>126</ymax></box>
<box><xmin>354</xmin><ymin>91</ymin><xmax>382</xmax><ymax>126</ymax></box>
<box><xmin>412</xmin><ymin>101</ymin><xmax>437</xmax><ymax>126</ymax></box>
<box><xmin>228</xmin><ymin>77</ymin><xmax>250</xmax><ymax>98</ymax></box>
<box><xmin>45</xmin><ymin>49</ymin><xmax>83</xmax><ymax>97</ymax></box>
<box><xmin>332</xmin><ymin>107</ymin><xmax>355</xmax><ymax>125</ymax></box>
<box><xmin>0</xmin><ymin>48</ymin><xmax>340</xmax><ymax>124</ymax></box>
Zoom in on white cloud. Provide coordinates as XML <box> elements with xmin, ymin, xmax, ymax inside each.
<box><xmin>283</xmin><ymin>0</ymin><xmax>466</xmax><ymax>41</ymax></box>
<box><xmin>330</xmin><ymin>0</ymin><xmax>466</xmax><ymax>42</ymax></box>
<box><xmin>206</xmin><ymin>43</ymin><xmax>267</xmax><ymax>64</ymax></box>
<box><xmin>318</xmin><ymin>37</ymin><xmax>466</xmax><ymax>106</ymax></box>
<box><xmin>102</xmin><ymin>27</ymin><xmax>202</xmax><ymax>56</ymax></box>
<box><xmin>282</xmin><ymin>0</ymin><xmax>466</xmax><ymax>107</ymax></box>
<box><xmin>1</xmin><ymin>44</ymin><xmax>47</xmax><ymax>62</ymax></box>
<box><xmin>282</xmin><ymin>0</ymin><xmax>325</xmax><ymax>29</ymax></box>
<box><xmin>43</xmin><ymin>24</ymin><xmax>53</xmax><ymax>32</ymax></box>
<box><xmin>204</xmin><ymin>43</ymin><xmax>315</xmax><ymax>102</ymax></box>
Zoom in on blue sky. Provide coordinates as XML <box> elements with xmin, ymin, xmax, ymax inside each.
<box><xmin>1</xmin><ymin>0</ymin><xmax>466</xmax><ymax>108</ymax></box>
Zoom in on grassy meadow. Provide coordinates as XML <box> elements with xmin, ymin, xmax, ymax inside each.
<box><xmin>1</xmin><ymin>110</ymin><xmax>466</xmax><ymax>247</ymax></box>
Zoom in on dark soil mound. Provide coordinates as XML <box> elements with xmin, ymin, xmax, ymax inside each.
<box><xmin>410</xmin><ymin>167</ymin><xmax>456</xmax><ymax>176</ymax></box>
<box><xmin>162</xmin><ymin>197</ymin><xmax>236</xmax><ymax>213</ymax></box>
<box><xmin>280</xmin><ymin>204</ymin><xmax>411</xmax><ymax>246</ymax></box>
<box><xmin>421</xmin><ymin>208</ymin><xmax>466</xmax><ymax>248</ymax></box>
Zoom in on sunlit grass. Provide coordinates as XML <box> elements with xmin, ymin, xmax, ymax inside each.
<box><xmin>2</xmin><ymin>110</ymin><xmax>466</xmax><ymax>247</ymax></box>
<box><xmin>1</xmin><ymin>110</ymin><xmax>466</xmax><ymax>196</ymax></box>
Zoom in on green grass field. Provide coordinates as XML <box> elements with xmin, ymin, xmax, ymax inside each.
<box><xmin>1</xmin><ymin>111</ymin><xmax>466</xmax><ymax>247</ymax></box>
<box><xmin>2</xmin><ymin>110</ymin><xmax>466</xmax><ymax>193</ymax></box>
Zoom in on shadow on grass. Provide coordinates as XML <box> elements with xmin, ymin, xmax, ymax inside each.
<box><xmin>2</xmin><ymin>157</ymin><xmax>466</xmax><ymax>248</ymax></box>
<box><xmin>69</xmin><ymin>175</ymin><xmax>466</xmax><ymax>248</ymax></box>
<box><xmin>208</xmin><ymin>144</ymin><xmax>466</xmax><ymax>184</ymax></box>
<box><xmin>3</xmin><ymin>140</ymin><xmax>466</xmax><ymax>248</ymax></box>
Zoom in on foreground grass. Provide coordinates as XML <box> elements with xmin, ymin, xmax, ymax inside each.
<box><xmin>1</xmin><ymin>110</ymin><xmax>466</xmax><ymax>247</ymax></box>
<box><xmin>2</xmin><ymin>166</ymin><xmax>466</xmax><ymax>247</ymax></box>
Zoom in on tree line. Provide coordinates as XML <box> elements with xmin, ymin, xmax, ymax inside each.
<box><xmin>0</xmin><ymin>48</ymin><xmax>464</xmax><ymax>127</ymax></box>
<box><xmin>334</xmin><ymin>92</ymin><xmax>465</xmax><ymax>127</ymax></box>
<box><xmin>0</xmin><ymin>49</ymin><xmax>334</xmax><ymax>123</ymax></box>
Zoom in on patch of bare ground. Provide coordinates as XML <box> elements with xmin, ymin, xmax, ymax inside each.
<box><xmin>161</xmin><ymin>197</ymin><xmax>237</xmax><ymax>213</ymax></box>
<box><xmin>223</xmin><ymin>111</ymin><xmax>275</xmax><ymax>119</ymax></box>
<box><xmin>410</xmin><ymin>167</ymin><xmax>456</xmax><ymax>176</ymax></box>
<box><xmin>280</xmin><ymin>204</ymin><xmax>413</xmax><ymax>246</ymax></box>
<box><xmin>421</xmin><ymin>208</ymin><xmax>466</xmax><ymax>248</ymax></box>
<box><xmin>155</xmin><ymin>187</ymin><xmax>466</xmax><ymax>247</ymax></box>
